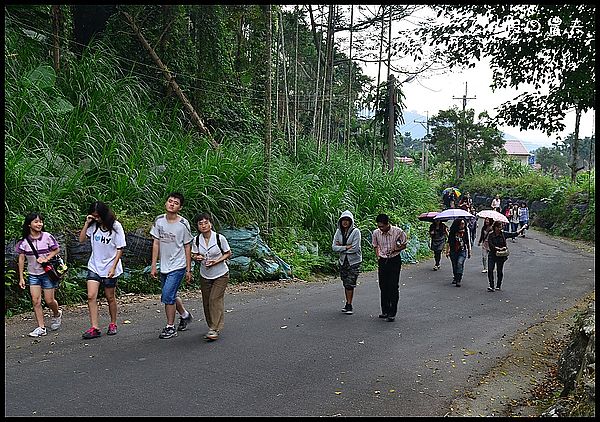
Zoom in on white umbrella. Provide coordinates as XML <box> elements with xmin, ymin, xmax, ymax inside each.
<box><xmin>433</xmin><ymin>208</ymin><xmax>475</xmax><ymax>221</ymax></box>
<box><xmin>477</xmin><ymin>209</ymin><xmax>509</xmax><ymax>224</ymax></box>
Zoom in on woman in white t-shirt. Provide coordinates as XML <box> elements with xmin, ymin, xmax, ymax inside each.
<box><xmin>191</xmin><ymin>212</ymin><xmax>232</xmax><ymax>341</ymax></box>
<box><xmin>78</xmin><ymin>201</ymin><xmax>126</xmax><ymax>339</ymax></box>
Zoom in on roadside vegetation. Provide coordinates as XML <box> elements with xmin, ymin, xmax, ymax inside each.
<box><xmin>4</xmin><ymin>6</ymin><xmax>594</xmax><ymax>317</ymax></box>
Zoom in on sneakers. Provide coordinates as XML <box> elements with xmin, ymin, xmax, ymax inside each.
<box><xmin>455</xmin><ymin>282</ymin><xmax>461</xmax><ymax>287</ymax></box>
<box><xmin>378</xmin><ymin>314</ymin><xmax>388</xmax><ymax>319</ymax></box>
<box><xmin>482</xmin><ymin>269</ymin><xmax>487</xmax><ymax>273</ymax></box>
<box><xmin>487</xmin><ymin>286</ymin><xmax>495</xmax><ymax>292</ymax></box>
<box><xmin>341</xmin><ymin>303</ymin><xmax>353</xmax><ymax>315</ymax></box>
<box><xmin>49</xmin><ymin>309</ymin><xmax>62</xmax><ymax>331</ymax></box>
<box><xmin>205</xmin><ymin>330</ymin><xmax>219</xmax><ymax>341</ymax></box>
<box><xmin>495</xmin><ymin>286</ymin><xmax>502</xmax><ymax>291</ymax></box>
<box><xmin>386</xmin><ymin>317</ymin><xmax>395</xmax><ymax>322</ymax></box>
<box><xmin>159</xmin><ymin>326</ymin><xmax>177</xmax><ymax>339</ymax></box>
<box><xmin>433</xmin><ymin>265</ymin><xmax>439</xmax><ymax>271</ymax></box>
<box><xmin>107</xmin><ymin>323</ymin><xmax>118</xmax><ymax>335</ymax></box>
<box><xmin>177</xmin><ymin>312</ymin><xmax>193</xmax><ymax>331</ymax></box>
<box><xmin>28</xmin><ymin>327</ymin><xmax>47</xmax><ymax>337</ymax></box>
<box><xmin>82</xmin><ymin>327</ymin><xmax>102</xmax><ymax>339</ymax></box>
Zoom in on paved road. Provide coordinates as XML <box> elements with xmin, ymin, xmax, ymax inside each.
<box><xmin>4</xmin><ymin>229</ymin><xmax>595</xmax><ymax>416</ymax></box>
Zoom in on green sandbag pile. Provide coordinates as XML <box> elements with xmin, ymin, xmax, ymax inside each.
<box><xmin>219</xmin><ymin>226</ymin><xmax>291</xmax><ymax>281</ymax></box>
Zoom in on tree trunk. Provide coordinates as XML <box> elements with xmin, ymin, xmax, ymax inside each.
<box><xmin>325</xmin><ymin>5</ymin><xmax>336</xmax><ymax>163</ymax></box>
<box><xmin>345</xmin><ymin>5</ymin><xmax>354</xmax><ymax>159</ymax></box>
<box><xmin>320</xmin><ymin>5</ymin><xmax>334</xmax><ymax>158</ymax></box>
<box><xmin>372</xmin><ymin>6</ymin><xmax>385</xmax><ymax>173</ymax></box>
<box><xmin>308</xmin><ymin>6</ymin><xmax>322</xmax><ymax>146</ymax></box>
<box><xmin>387</xmin><ymin>74</ymin><xmax>396</xmax><ymax>172</ymax></box>
<box><xmin>293</xmin><ymin>6</ymin><xmax>299</xmax><ymax>157</ymax></box>
<box><xmin>570</xmin><ymin>105</ymin><xmax>582</xmax><ymax>183</ymax></box>
<box><xmin>263</xmin><ymin>5</ymin><xmax>272</xmax><ymax>234</ymax></box>
<box><xmin>278</xmin><ymin>9</ymin><xmax>292</xmax><ymax>152</ymax></box>
<box><xmin>51</xmin><ymin>5</ymin><xmax>61</xmax><ymax>72</ymax></box>
<box><xmin>120</xmin><ymin>10</ymin><xmax>218</xmax><ymax>148</ymax></box>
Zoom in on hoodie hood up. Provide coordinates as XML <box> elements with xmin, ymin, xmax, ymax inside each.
<box><xmin>338</xmin><ymin>210</ymin><xmax>355</xmax><ymax>228</ymax></box>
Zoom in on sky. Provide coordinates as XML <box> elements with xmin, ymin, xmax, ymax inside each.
<box><xmin>383</xmin><ymin>59</ymin><xmax>595</xmax><ymax>150</ymax></box>
<box><xmin>329</xmin><ymin>4</ymin><xmax>595</xmax><ymax>151</ymax></box>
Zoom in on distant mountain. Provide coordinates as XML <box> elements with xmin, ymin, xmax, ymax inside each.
<box><xmin>397</xmin><ymin>110</ymin><xmax>428</xmax><ymax>140</ymax></box>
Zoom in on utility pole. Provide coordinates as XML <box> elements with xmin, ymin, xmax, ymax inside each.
<box><xmin>453</xmin><ymin>82</ymin><xmax>476</xmax><ymax>181</ymax></box>
<box><xmin>415</xmin><ymin>111</ymin><xmax>430</xmax><ymax>172</ymax></box>
<box><xmin>387</xmin><ymin>73</ymin><xmax>396</xmax><ymax>172</ymax></box>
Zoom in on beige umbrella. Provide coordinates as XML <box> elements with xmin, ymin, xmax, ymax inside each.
<box><xmin>477</xmin><ymin>209</ymin><xmax>509</xmax><ymax>224</ymax></box>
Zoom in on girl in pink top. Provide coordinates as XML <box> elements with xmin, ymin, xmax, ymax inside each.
<box><xmin>15</xmin><ymin>212</ymin><xmax>63</xmax><ymax>337</ymax></box>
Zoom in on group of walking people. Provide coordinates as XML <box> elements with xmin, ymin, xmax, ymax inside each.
<box><xmin>428</xmin><ymin>198</ymin><xmax>529</xmax><ymax>291</ymax></box>
<box><xmin>15</xmin><ymin>193</ymin><xmax>530</xmax><ymax>339</ymax></box>
<box><xmin>16</xmin><ymin>192</ymin><xmax>231</xmax><ymax>341</ymax></box>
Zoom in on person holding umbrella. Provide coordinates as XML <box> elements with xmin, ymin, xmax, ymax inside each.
<box><xmin>429</xmin><ymin>220</ymin><xmax>448</xmax><ymax>271</ymax></box>
<box><xmin>487</xmin><ymin>220</ymin><xmax>528</xmax><ymax>292</ymax></box>
<box><xmin>445</xmin><ymin>218</ymin><xmax>471</xmax><ymax>287</ymax></box>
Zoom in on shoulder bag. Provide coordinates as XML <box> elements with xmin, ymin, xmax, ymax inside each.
<box><xmin>25</xmin><ymin>237</ymin><xmax>68</xmax><ymax>284</ymax></box>
<box><xmin>495</xmin><ymin>246</ymin><xmax>510</xmax><ymax>257</ymax></box>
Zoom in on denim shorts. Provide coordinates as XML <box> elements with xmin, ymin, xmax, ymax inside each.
<box><xmin>160</xmin><ymin>268</ymin><xmax>186</xmax><ymax>305</ymax></box>
<box><xmin>28</xmin><ymin>273</ymin><xmax>58</xmax><ymax>290</ymax></box>
<box><xmin>86</xmin><ymin>270</ymin><xmax>119</xmax><ymax>288</ymax></box>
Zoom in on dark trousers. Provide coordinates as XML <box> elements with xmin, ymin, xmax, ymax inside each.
<box><xmin>487</xmin><ymin>254</ymin><xmax>506</xmax><ymax>288</ymax></box>
<box><xmin>433</xmin><ymin>250</ymin><xmax>442</xmax><ymax>266</ymax></box>
<box><xmin>377</xmin><ymin>254</ymin><xmax>402</xmax><ymax>317</ymax></box>
<box><xmin>450</xmin><ymin>250</ymin><xmax>467</xmax><ymax>284</ymax></box>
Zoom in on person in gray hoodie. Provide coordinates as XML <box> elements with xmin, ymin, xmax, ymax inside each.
<box><xmin>332</xmin><ymin>210</ymin><xmax>363</xmax><ymax>314</ymax></box>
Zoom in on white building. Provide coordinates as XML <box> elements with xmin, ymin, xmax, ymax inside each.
<box><xmin>503</xmin><ymin>140</ymin><xmax>532</xmax><ymax>166</ymax></box>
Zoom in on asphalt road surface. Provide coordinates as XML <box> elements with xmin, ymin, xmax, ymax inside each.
<box><xmin>4</xmin><ymin>228</ymin><xmax>595</xmax><ymax>416</ymax></box>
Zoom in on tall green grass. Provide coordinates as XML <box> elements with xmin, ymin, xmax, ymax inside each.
<box><xmin>4</xmin><ymin>27</ymin><xmax>438</xmax><ymax>284</ymax></box>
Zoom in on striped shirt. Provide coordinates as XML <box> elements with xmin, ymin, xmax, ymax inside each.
<box><xmin>372</xmin><ymin>225</ymin><xmax>407</xmax><ymax>259</ymax></box>
<box><xmin>15</xmin><ymin>232</ymin><xmax>59</xmax><ymax>276</ymax></box>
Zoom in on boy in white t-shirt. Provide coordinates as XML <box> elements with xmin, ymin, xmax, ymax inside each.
<box><xmin>79</xmin><ymin>201</ymin><xmax>126</xmax><ymax>339</ymax></box>
<box><xmin>150</xmin><ymin>192</ymin><xmax>194</xmax><ymax>339</ymax></box>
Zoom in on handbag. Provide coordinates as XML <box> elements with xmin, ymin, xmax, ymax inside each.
<box><xmin>495</xmin><ymin>246</ymin><xmax>510</xmax><ymax>257</ymax></box>
<box><xmin>26</xmin><ymin>237</ymin><xmax>68</xmax><ymax>284</ymax></box>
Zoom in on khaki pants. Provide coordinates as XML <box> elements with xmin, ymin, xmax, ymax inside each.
<box><xmin>199</xmin><ymin>273</ymin><xmax>229</xmax><ymax>332</ymax></box>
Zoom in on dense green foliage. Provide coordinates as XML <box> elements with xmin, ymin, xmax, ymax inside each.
<box><xmin>4</xmin><ymin>5</ymin><xmax>594</xmax><ymax>317</ymax></box>
<box><xmin>4</xmin><ymin>19</ymin><xmax>440</xmax><ymax>315</ymax></box>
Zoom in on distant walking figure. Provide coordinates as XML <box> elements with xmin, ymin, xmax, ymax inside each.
<box><xmin>491</xmin><ymin>194</ymin><xmax>501</xmax><ymax>213</ymax></box>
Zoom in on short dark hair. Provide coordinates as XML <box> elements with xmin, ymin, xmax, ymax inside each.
<box><xmin>194</xmin><ymin>212</ymin><xmax>212</xmax><ymax>226</ymax></box>
<box><xmin>167</xmin><ymin>192</ymin><xmax>185</xmax><ymax>207</ymax></box>
<box><xmin>375</xmin><ymin>214</ymin><xmax>389</xmax><ymax>224</ymax></box>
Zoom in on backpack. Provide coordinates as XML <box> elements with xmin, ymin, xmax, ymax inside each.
<box><xmin>195</xmin><ymin>232</ymin><xmax>225</xmax><ymax>255</ymax></box>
